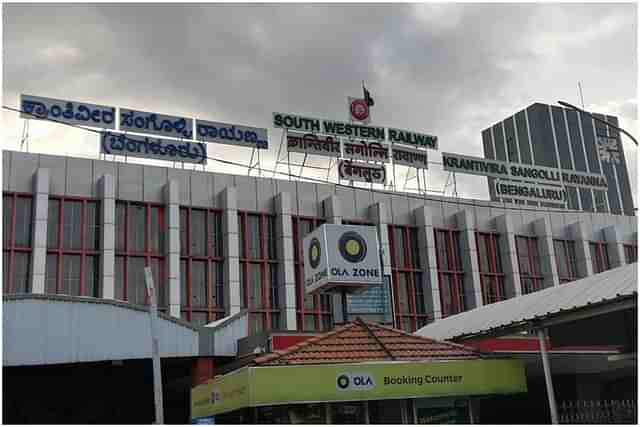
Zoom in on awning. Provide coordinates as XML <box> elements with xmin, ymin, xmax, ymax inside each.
<box><xmin>191</xmin><ymin>358</ymin><xmax>526</xmax><ymax>418</ymax></box>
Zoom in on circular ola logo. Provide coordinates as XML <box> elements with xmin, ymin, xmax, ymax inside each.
<box><xmin>336</xmin><ymin>372</ymin><xmax>375</xmax><ymax>391</ymax></box>
<box><xmin>308</xmin><ymin>237</ymin><xmax>321</xmax><ymax>269</ymax></box>
<box><xmin>350</xmin><ymin>99</ymin><xmax>369</xmax><ymax>121</ymax></box>
<box><xmin>338</xmin><ymin>231</ymin><xmax>367</xmax><ymax>263</ymax></box>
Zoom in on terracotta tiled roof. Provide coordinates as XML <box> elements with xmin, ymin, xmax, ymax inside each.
<box><xmin>254</xmin><ymin>319</ymin><xmax>485</xmax><ymax>366</ymax></box>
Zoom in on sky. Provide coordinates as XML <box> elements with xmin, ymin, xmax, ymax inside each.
<box><xmin>2</xmin><ymin>2</ymin><xmax>638</xmax><ymax>203</ymax></box>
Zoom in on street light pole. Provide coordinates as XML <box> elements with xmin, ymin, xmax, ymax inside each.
<box><xmin>558</xmin><ymin>100</ymin><xmax>638</xmax><ymax>147</ymax></box>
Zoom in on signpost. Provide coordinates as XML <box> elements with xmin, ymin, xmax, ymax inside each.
<box><xmin>144</xmin><ymin>267</ymin><xmax>164</xmax><ymax>425</ymax></box>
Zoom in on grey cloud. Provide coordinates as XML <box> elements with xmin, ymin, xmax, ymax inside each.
<box><xmin>3</xmin><ymin>3</ymin><xmax>637</xmax><ymax>202</ymax></box>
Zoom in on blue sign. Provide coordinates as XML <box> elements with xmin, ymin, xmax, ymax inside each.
<box><xmin>192</xmin><ymin>416</ymin><xmax>215</xmax><ymax>424</ymax></box>
<box><xmin>20</xmin><ymin>94</ymin><xmax>116</xmax><ymax>129</ymax></box>
<box><xmin>347</xmin><ymin>277</ymin><xmax>392</xmax><ymax>322</ymax></box>
<box><xmin>101</xmin><ymin>132</ymin><xmax>207</xmax><ymax>164</ymax></box>
<box><xmin>196</xmin><ymin>119</ymin><xmax>268</xmax><ymax>149</ymax></box>
<box><xmin>120</xmin><ymin>108</ymin><xmax>193</xmax><ymax>139</ymax></box>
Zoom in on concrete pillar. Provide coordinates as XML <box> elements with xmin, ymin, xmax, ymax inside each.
<box><xmin>602</xmin><ymin>225</ymin><xmax>626</xmax><ymax>267</ymax></box>
<box><xmin>567</xmin><ymin>221</ymin><xmax>593</xmax><ymax>278</ymax></box>
<box><xmin>369</xmin><ymin>202</ymin><xmax>392</xmax><ymax>276</ymax></box>
<box><xmin>414</xmin><ymin>206</ymin><xmax>442</xmax><ymax>321</ymax></box>
<box><xmin>454</xmin><ymin>210</ymin><xmax>482</xmax><ymax>310</ymax></box>
<box><xmin>532</xmin><ymin>217</ymin><xmax>560</xmax><ymax>289</ymax></box>
<box><xmin>165</xmin><ymin>180</ymin><xmax>181</xmax><ymax>318</ymax></box>
<box><xmin>99</xmin><ymin>174</ymin><xmax>116</xmax><ymax>299</ymax></box>
<box><xmin>495</xmin><ymin>214</ymin><xmax>521</xmax><ymax>298</ymax></box>
<box><xmin>30</xmin><ymin>168</ymin><xmax>49</xmax><ymax>294</ymax></box>
<box><xmin>275</xmin><ymin>192</ymin><xmax>297</xmax><ymax>331</ymax></box>
<box><xmin>322</xmin><ymin>195</ymin><xmax>342</xmax><ymax>224</ymax></box>
<box><xmin>220</xmin><ymin>187</ymin><xmax>241</xmax><ymax>316</ymax></box>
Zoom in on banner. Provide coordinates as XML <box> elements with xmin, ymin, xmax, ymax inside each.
<box><xmin>441</xmin><ymin>152</ymin><xmax>608</xmax><ymax>190</ymax></box>
<box><xmin>286</xmin><ymin>132</ymin><xmax>341</xmax><ymax>157</ymax></box>
<box><xmin>100</xmin><ymin>132</ymin><xmax>207</xmax><ymax>165</ymax></box>
<box><xmin>196</xmin><ymin>119</ymin><xmax>268</xmax><ymax>149</ymax></box>
<box><xmin>388</xmin><ymin>127</ymin><xmax>438</xmax><ymax>150</ymax></box>
<box><xmin>494</xmin><ymin>179</ymin><xmax>567</xmax><ymax>205</ymax></box>
<box><xmin>20</xmin><ymin>94</ymin><xmax>116</xmax><ymax>129</ymax></box>
<box><xmin>392</xmin><ymin>145</ymin><xmax>429</xmax><ymax>169</ymax></box>
<box><xmin>120</xmin><ymin>108</ymin><xmax>194</xmax><ymax>139</ymax></box>
<box><xmin>191</xmin><ymin>359</ymin><xmax>527</xmax><ymax>418</ymax></box>
<box><xmin>343</xmin><ymin>140</ymin><xmax>390</xmax><ymax>163</ymax></box>
<box><xmin>338</xmin><ymin>160</ymin><xmax>386</xmax><ymax>184</ymax></box>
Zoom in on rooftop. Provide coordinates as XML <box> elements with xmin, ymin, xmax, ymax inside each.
<box><xmin>253</xmin><ymin>318</ymin><xmax>485</xmax><ymax>366</ymax></box>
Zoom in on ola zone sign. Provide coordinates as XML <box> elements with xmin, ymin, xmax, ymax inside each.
<box><xmin>303</xmin><ymin>224</ymin><xmax>382</xmax><ymax>294</ymax></box>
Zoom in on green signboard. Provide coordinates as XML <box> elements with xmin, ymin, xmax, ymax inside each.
<box><xmin>191</xmin><ymin>359</ymin><xmax>526</xmax><ymax>419</ymax></box>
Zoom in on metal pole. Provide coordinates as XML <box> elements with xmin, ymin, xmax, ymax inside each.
<box><xmin>144</xmin><ymin>267</ymin><xmax>164</xmax><ymax>425</ymax></box>
<box><xmin>537</xmin><ymin>328</ymin><xmax>559</xmax><ymax>424</ymax></box>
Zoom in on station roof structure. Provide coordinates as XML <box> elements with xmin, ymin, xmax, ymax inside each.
<box><xmin>416</xmin><ymin>263</ymin><xmax>638</xmax><ymax>342</ymax></box>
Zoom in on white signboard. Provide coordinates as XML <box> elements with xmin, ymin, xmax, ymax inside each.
<box><xmin>392</xmin><ymin>146</ymin><xmax>429</xmax><ymax>169</ymax></box>
<box><xmin>100</xmin><ymin>131</ymin><xmax>207</xmax><ymax>165</ymax></box>
<box><xmin>196</xmin><ymin>119</ymin><xmax>268</xmax><ymax>149</ymax></box>
<box><xmin>120</xmin><ymin>108</ymin><xmax>194</xmax><ymax>140</ymax></box>
<box><xmin>343</xmin><ymin>140</ymin><xmax>390</xmax><ymax>163</ymax></box>
<box><xmin>286</xmin><ymin>132</ymin><xmax>341</xmax><ymax>157</ymax></box>
<box><xmin>442</xmin><ymin>152</ymin><xmax>608</xmax><ymax>191</ymax></box>
<box><xmin>338</xmin><ymin>160</ymin><xmax>386</xmax><ymax>184</ymax></box>
<box><xmin>494</xmin><ymin>179</ymin><xmax>567</xmax><ymax>206</ymax></box>
<box><xmin>388</xmin><ymin>127</ymin><xmax>438</xmax><ymax>150</ymax></box>
<box><xmin>273</xmin><ymin>112</ymin><xmax>386</xmax><ymax>141</ymax></box>
<box><xmin>303</xmin><ymin>224</ymin><xmax>382</xmax><ymax>295</ymax></box>
<box><xmin>20</xmin><ymin>94</ymin><xmax>116</xmax><ymax>129</ymax></box>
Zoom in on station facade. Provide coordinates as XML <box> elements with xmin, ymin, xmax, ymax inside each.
<box><xmin>3</xmin><ymin>148</ymin><xmax>637</xmax><ymax>334</ymax></box>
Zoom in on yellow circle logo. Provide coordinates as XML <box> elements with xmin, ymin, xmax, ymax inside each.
<box><xmin>308</xmin><ymin>238</ymin><xmax>321</xmax><ymax>269</ymax></box>
<box><xmin>338</xmin><ymin>231</ymin><xmax>367</xmax><ymax>263</ymax></box>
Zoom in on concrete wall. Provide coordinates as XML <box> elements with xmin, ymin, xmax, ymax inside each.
<box><xmin>3</xmin><ymin>150</ymin><xmax>637</xmax><ymax>328</ymax></box>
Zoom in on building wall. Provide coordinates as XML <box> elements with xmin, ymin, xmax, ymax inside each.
<box><xmin>482</xmin><ymin>103</ymin><xmax>635</xmax><ymax>216</ymax></box>
<box><xmin>2</xmin><ymin>150</ymin><xmax>637</xmax><ymax>332</ymax></box>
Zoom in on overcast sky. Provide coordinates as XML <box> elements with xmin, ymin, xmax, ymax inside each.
<box><xmin>2</xmin><ymin>3</ymin><xmax>637</xmax><ymax>203</ymax></box>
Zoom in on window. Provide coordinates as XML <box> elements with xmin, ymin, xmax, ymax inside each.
<box><xmin>3</xmin><ymin>193</ymin><xmax>33</xmax><ymax>293</ymax></box>
<box><xmin>476</xmin><ymin>232</ymin><xmax>506</xmax><ymax>304</ymax></box>
<box><xmin>389</xmin><ymin>225</ymin><xmax>427</xmax><ymax>332</ymax></box>
<box><xmin>624</xmin><ymin>244</ymin><xmax>637</xmax><ymax>264</ymax></box>
<box><xmin>434</xmin><ymin>229</ymin><xmax>465</xmax><ymax>317</ymax></box>
<box><xmin>292</xmin><ymin>216</ymin><xmax>331</xmax><ymax>332</ymax></box>
<box><xmin>515</xmin><ymin>236</ymin><xmax>544</xmax><ymax>294</ymax></box>
<box><xmin>553</xmin><ymin>239</ymin><xmax>579</xmax><ymax>283</ymax></box>
<box><xmin>180</xmin><ymin>207</ymin><xmax>225</xmax><ymax>326</ymax></box>
<box><xmin>45</xmin><ymin>197</ymin><xmax>101</xmax><ymax>297</ymax></box>
<box><xmin>115</xmin><ymin>202</ymin><xmax>166</xmax><ymax>309</ymax></box>
<box><xmin>238</xmin><ymin>212</ymin><xmax>279</xmax><ymax>334</ymax></box>
<box><xmin>589</xmin><ymin>241</ymin><xmax>611</xmax><ymax>274</ymax></box>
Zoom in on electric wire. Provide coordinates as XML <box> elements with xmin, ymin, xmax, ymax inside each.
<box><xmin>3</xmin><ymin>105</ymin><xmax>586</xmax><ymax>215</ymax></box>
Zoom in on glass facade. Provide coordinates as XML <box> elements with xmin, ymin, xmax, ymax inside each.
<box><xmin>434</xmin><ymin>229</ymin><xmax>465</xmax><ymax>317</ymax></box>
<box><xmin>292</xmin><ymin>216</ymin><xmax>332</xmax><ymax>332</ymax></box>
<box><xmin>2</xmin><ymin>193</ymin><xmax>33</xmax><ymax>294</ymax></box>
<box><xmin>589</xmin><ymin>241</ymin><xmax>611</xmax><ymax>274</ymax></box>
<box><xmin>46</xmin><ymin>197</ymin><xmax>101</xmax><ymax>297</ymax></box>
<box><xmin>115</xmin><ymin>201</ymin><xmax>166</xmax><ymax>309</ymax></box>
<box><xmin>475</xmin><ymin>232</ymin><xmax>506</xmax><ymax>304</ymax></box>
<box><xmin>389</xmin><ymin>225</ymin><xmax>427</xmax><ymax>332</ymax></box>
<box><xmin>180</xmin><ymin>207</ymin><xmax>225</xmax><ymax>326</ymax></box>
<box><xmin>238</xmin><ymin>211</ymin><xmax>280</xmax><ymax>334</ymax></box>
<box><xmin>515</xmin><ymin>236</ymin><xmax>544</xmax><ymax>294</ymax></box>
<box><xmin>624</xmin><ymin>244</ymin><xmax>637</xmax><ymax>264</ymax></box>
<box><xmin>553</xmin><ymin>239</ymin><xmax>579</xmax><ymax>284</ymax></box>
